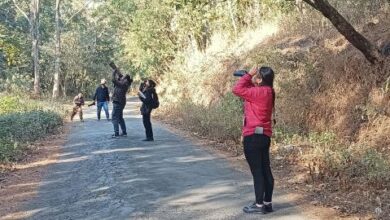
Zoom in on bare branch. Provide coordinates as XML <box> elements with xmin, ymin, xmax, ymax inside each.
<box><xmin>55</xmin><ymin>0</ymin><xmax>61</xmax><ymax>10</ymax></box>
<box><xmin>12</xmin><ymin>0</ymin><xmax>31</xmax><ymax>25</ymax></box>
<box><xmin>302</xmin><ymin>0</ymin><xmax>319</xmax><ymax>10</ymax></box>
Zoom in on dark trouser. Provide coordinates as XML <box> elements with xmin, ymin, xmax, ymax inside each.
<box><xmin>243</xmin><ymin>134</ymin><xmax>274</xmax><ymax>204</ymax></box>
<box><xmin>112</xmin><ymin>102</ymin><xmax>126</xmax><ymax>135</ymax></box>
<box><xmin>70</xmin><ymin>106</ymin><xmax>83</xmax><ymax>121</ymax></box>
<box><xmin>142</xmin><ymin>112</ymin><xmax>153</xmax><ymax>140</ymax></box>
<box><xmin>97</xmin><ymin>101</ymin><xmax>109</xmax><ymax>120</ymax></box>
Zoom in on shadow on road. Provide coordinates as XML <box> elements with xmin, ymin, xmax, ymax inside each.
<box><xmin>2</xmin><ymin>97</ymin><xmax>321</xmax><ymax>220</ymax></box>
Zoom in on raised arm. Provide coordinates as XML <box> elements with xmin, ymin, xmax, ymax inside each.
<box><xmin>139</xmin><ymin>89</ymin><xmax>153</xmax><ymax>105</ymax></box>
<box><xmin>232</xmin><ymin>67</ymin><xmax>258</xmax><ymax>102</ymax></box>
<box><xmin>112</xmin><ymin>70</ymin><xmax>121</xmax><ymax>86</ymax></box>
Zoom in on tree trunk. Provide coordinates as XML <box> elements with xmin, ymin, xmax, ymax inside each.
<box><xmin>303</xmin><ymin>0</ymin><xmax>381</xmax><ymax>64</ymax></box>
<box><xmin>227</xmin><ymin>0</ymin><xmax>237</xmax><ymax>37</ymax></box>
<box><xmin>31</xmin><ymin>0</ymin><xmax>40</xmax><ymax>95</ymax></box>
<box><xmin>296</xmin><ymin>0</ymin><xmax>304</xmax><ymax>13</ymax></box>
<box><xmin>52</xmin><ymin>0</ymin><xmax>61</xmax><ymax>98</ymax></box>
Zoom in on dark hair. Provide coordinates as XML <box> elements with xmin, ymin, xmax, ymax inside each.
<box><xmin>148</xmin><ymin>79</ymin><xmax>156</xmax><ymax>88</ymax></box>
<box><xmin>124</xmin><ymin>74</ymin><xmax>131</xmax><ymax>82</ymax></box>
<box><xmin>259</xmin><ymin>66</ymin><xmax>275</xmax><ymax>107</ymax></box>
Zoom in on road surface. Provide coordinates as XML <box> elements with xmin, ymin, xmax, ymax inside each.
<box><xmin>10</xmin><ymin>98</ymin><xmax>326</xmax><ymax>220</ymax></box>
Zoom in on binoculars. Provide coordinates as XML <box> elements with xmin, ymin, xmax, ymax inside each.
<box><xmin>233</xmin><ymin>70</ymin><xmax>248</xmax><ymax>77</ymax></box>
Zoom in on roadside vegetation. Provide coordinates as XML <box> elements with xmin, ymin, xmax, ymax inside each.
<box><xmin>0</xmin><ymin>95</ymin><xmax>65</xmax><ymax>163</ymax></box>
<box><xmin>155</xmin><ymin>1</ymin><xmax>390</xmax><ymax>218</ymax></box>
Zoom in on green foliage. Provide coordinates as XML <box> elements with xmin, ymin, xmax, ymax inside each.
<box><xmin>0</xmin><ymin>110</ymin><xmax>62</xmax><ymax>162</ymax></box>
<box><xmin>0</xmin><ymin>95</ymin><xmax>64</xmax><ymax>162</ymax></box>
<box><xmin>362</xmin><ymin>149</ymin><xmax>390</xmax><ymax>182</ymax></box>
<box><xmin>0</xmin><ymin>96</ymin><xmax>22</xmax><ymax>114</ymax></box>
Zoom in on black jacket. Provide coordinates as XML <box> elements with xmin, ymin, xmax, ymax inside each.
<box><xmin>112</xmin><ymin>70</ymin><xmax>132</xmax><ymax>105</ymax></box>
<box><xmin>139</xmin><ymin>87</ymin><xmax>156</xmax><ymax>115</ymax></box>
<box><xmin>93</xmin><ymin>85</ymin><xmax>110</xmax><ymax>102</ymax></box>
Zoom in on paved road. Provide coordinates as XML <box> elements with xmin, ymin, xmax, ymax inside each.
<box><xmin>19</xmin><ymin>98</ymin><xmax>320</xmax><ymax>220</ymax></box>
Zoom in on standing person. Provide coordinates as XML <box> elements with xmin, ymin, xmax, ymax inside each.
<box><xmin>138</xmin><ymin>79</ymin><xmax>158</xmax><ymax>141</ymax></box>
<box><xmin>232</xmin><ymin>66</ymin><xmax>275</xmax><ymax>214</ymax></box>
<box><xmin>93</xmin><ymin>79</ymin><xmax>110</xmax><ymax>121</ymax></box>
<box><xmin>111</xmin><ymin>67</ymin><xmax>132</xmax><ymax>138</ymax></box>
<box><xmin>71</xmin><ymin>93</ymin><xmax>85</xmax><ymax>122</ymax></box>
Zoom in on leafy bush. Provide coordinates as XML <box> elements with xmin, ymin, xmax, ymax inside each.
<box><xmin>0</xmin><ymin>95</ymin><xmax>64</xmax><ymax>162</ymax></box>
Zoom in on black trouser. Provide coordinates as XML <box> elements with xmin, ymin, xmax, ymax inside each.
<box><xmin>243</xmin><ymin>134</ymin><xmax>274</xmax><ymax>204</ymax></box>
<box><xmin>112</xmin><ymin>102</ymin><xmax>126</xmax><ymax>135</ymax></box>
<box><xmin>142</xmin><ymin>112</ymin><xmax>153</xmax><ymax>140</ymax></box>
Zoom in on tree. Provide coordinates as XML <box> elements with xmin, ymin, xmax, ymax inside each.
<box><xmin>52</xmin><ymin>0</ymin><xmax>60</xmax><ymax>98</ymax></box>
<box><xmin>52</xmin><ymin>0</ymin><xmax>93</xmax><ymax>98</ymax></box>
<box><xmin>13</xmin><ymin>0</ymin><xmax>41</xmax><ymax>95</ymax></box>
<box><xmin>302</xmin><ymin>0</ymin><xmax>382</xmax><ymax>64</ymax></box>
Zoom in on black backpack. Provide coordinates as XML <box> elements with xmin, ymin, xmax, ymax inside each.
<box><xmin>150</xmin><ymin>91</ymin><xmax>160</xmax><ymax>109</ymax></box>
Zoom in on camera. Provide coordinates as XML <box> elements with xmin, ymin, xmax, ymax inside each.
<box><xmin>109</xmin><ymin>61</ymin><xmax>117</xmax><ymax>70</ymax></box>
<box><xmin>109</xmin><ymin>61</ymin><xmax>123</xmax><ymax>77</ymax></box>
<box><xmin>233</xmin><ymin>70</ymin><xmax>248</xmax><ymax>77</ymax></box>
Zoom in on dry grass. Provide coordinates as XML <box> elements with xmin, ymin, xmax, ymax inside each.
<box><xmin>157</xmin><ymin>3</ymin><xmax>390</xmax><ymax>219</ymax></box>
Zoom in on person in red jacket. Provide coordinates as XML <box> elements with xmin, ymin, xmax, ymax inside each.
<box><xmin>233</xmin><ymin>66</ymin><xmax>275</xmax><ymax>214</ymax></box>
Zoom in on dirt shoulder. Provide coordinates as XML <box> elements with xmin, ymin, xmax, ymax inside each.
<box><xmin>0</xmin><ymin>125</ymin><xmax>69</xmax><ymax>220</ymax></box>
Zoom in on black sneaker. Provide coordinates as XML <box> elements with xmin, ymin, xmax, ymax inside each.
<box><xmin>111</xmin><ymin>134</ymin><xmax>119</xmax><ymax>138</ymax></box>
<box><xmin>120</xmin><ymin>133</ymin><xmax>127</xmax><ymax>137</ymax></box>
<box><xmin>243</xmin><ymin>203</ymin><xmax>266</xmax><ymax>214</ymax></box>
<box><xmin>142</xmin><ymin>138</ymin><xmax>154</xmax><ymax>142</ymax></box>
<box><xmin>264</xmin><ymin>203</ymin><xmax>273</xmax><ymax>213</ymax></box>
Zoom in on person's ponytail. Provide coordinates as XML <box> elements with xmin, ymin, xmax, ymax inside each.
<box><xmin>259</xmin><ymin>67</ymin><xmax>275</xmax><ymax>107</ymax></box>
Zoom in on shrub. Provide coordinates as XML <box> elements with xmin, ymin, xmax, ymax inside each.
<box><xmin>0</xmin><ymin>95</ymin><xmax>64</xmax><ymax>162</ymax></box>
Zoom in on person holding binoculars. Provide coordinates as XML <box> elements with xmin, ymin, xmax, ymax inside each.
<box><xmin>232</xmin><ymin>65</ymin><xmax>276</xmax><ymax>214</ymax></box>
<box><xmin>138</xmin><ymin>79</ymin><xmax>159</xmax><ymax>141</ymax></box>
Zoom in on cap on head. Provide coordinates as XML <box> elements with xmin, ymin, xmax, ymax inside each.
<box><xmin>101</xmin><ymin>79</ymin><xmax>107</xmax><ymax>84</ymax></box>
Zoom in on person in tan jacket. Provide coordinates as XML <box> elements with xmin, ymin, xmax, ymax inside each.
<box><xmin>71</xmin><ymin>93</ymin><xmax>85</xmax><ymax>122</ymax></box>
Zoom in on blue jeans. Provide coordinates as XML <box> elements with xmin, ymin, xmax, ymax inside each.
<box><xmin>97</xmin><ymin>101</ymin><xmax>109</xmax><ymax>120</ymax></box>
<box><xmin>112</xmin><ymin>102</ymin><xmax>126</xmax><ymax>135</ymax></box>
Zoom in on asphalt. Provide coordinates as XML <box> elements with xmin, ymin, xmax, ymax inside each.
<box><xmin>19</xmin><ymin>98</ymin><xmax>322</xmax><ymax>220</ymax></box>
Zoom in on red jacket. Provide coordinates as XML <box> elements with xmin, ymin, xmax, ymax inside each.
<box><xmin>232</xmin><ymin>74</ymin><xmax>274</xmax><ymax>137</ymax></box>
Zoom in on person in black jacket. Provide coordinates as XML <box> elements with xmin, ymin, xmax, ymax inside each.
<box><xmin>138</xmin><ymin>79</ymin><xmax>157</xmax><ymax>141</ymax></box>
<box><xmin>111</xmin><ymin>68</ymin><xmax>133</xmax><ymax>138</ymax></box>
<box><xmin>93</xmin><ymin>79</ymin><xmax>110</xmax><ymax>121</ymax></box>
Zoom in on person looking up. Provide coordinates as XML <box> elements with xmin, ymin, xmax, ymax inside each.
<box><xmin>233</xmin><ymin>66</ymin><xmax>276</xmax><ymax>214</ymax></box>
<box><xmin>111</xmin><ymin>67</ymin><xmax>133</xmax><ymax>138</ymax></box>
<box><xmin>138</xmin><ymin>79</ymin><xmax>158</xmax><ymax>141</ymax></box>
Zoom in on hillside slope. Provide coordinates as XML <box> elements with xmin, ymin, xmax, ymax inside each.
<box><xmin>157</xmin><ymin>8</ymin><xmax>390</xmax><ymax>219</ymax></box>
